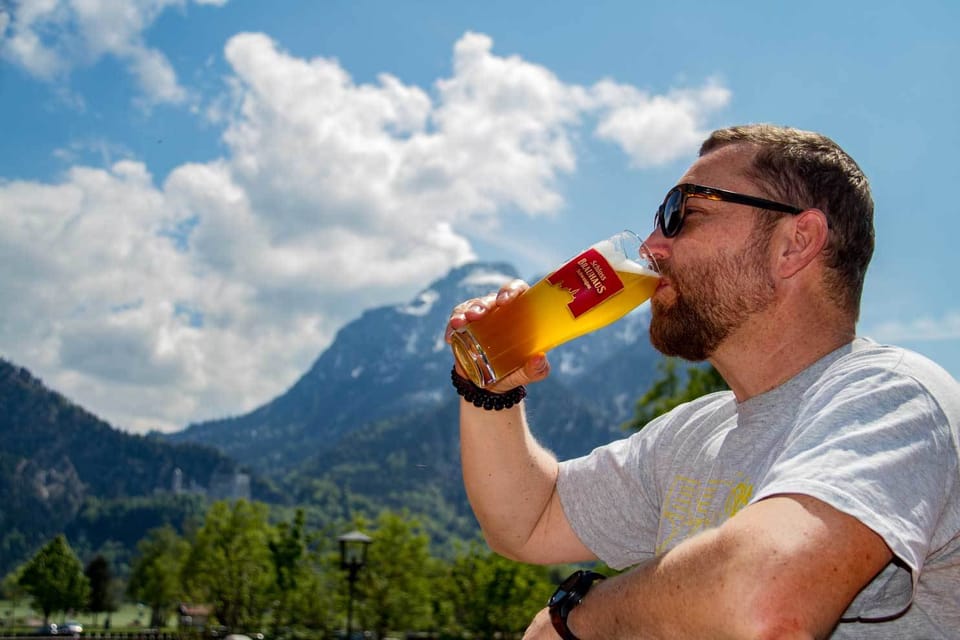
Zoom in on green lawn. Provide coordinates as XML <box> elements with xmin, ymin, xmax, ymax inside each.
<box><xmin>0</xmin><ymin>599</ymin><xmax>175</xmax><ymax>632</ymax></box>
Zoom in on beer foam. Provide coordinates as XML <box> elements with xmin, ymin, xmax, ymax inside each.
<box><xmin>590</xmin><ymin>237</ymin><xmax>660</xmax><ymax>277</ymax></box>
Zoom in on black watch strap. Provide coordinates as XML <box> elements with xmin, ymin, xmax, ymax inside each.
<box><xmin>547</xmin><ymin>570</ymin><xmax>605</xmax><ymax>640</ymax></box>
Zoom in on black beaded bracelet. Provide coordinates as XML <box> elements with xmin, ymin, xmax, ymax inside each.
<box><xmin>451</xmin><ymin>367</ymin><xmax>526</xmax><ymax>410</ymax></box>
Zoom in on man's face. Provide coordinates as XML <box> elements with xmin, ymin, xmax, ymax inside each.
<box><xmin>647</xmin><ymin>146</ymin><xmax>778</xmax><ymax>360</ymax></box>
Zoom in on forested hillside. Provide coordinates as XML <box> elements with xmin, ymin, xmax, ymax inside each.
<box><xmin>0</xmin><ymin>360</ymin><xmax>245</xmax><ymax>576</ymax></box>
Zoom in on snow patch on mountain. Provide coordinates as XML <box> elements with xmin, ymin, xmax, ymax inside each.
<box><xmin>459</xmin><ymin>268</ymin><xmax>514</xmax><ymax>290</ymax></box>
<box><xmin>555</xmin><ymin>351</ymin><xmax>584</xmax><ymax>376</ymax></box>
<box><xmin>404</xmin><ymin>329</ymin><xmax>421</xmax><ymax>354</ymax></box>
<box><xmin>399</xmin><ymin>289</ymin><xmax>440</xmax><ymax>317</ymax></box>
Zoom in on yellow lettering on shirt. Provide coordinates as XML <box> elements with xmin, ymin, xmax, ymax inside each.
<box><xmin>656</xmin><ymin>473</ymin><xmax>754</xmax><ymax>555</ymax></box>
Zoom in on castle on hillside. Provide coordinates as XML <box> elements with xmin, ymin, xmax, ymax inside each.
<box><xmin>169</xmin><ymin>467</ymin><xmax>251</xmax><ymax>501</ymax></box>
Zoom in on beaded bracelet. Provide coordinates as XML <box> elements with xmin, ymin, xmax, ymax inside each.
<box><xmin>451</xmin><ymin>367</ymin><xmax>527</xmax><ymax>411</ymax></box>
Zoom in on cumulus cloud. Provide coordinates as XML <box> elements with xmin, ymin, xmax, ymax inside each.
<box><xmin>0</xmin><ymin>31</ymin><xmax>729</xmax><ymax>432</ymax></box>
<box><xmin>0</xmin><ymin>0</ymin><xmax>227</xmax><ymax>105</ymax></box>
<box><xmin>865</xmin><ymin>312</ymin><xmax>960</xmax><ymax>343</ymax></box>
<box><xmin>591</xmin><ymin>80</ymin><xmax>731</xmax><ymax>167</ymax></box>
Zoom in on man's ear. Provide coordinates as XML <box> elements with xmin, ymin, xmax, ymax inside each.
<box><xmin>777</xmin><ymin>209</ymin><xmax>829</xmax><ymax>279</ymax></box>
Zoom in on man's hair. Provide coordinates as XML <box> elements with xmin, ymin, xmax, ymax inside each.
<box><xmin>700</xmin><ymin>124</ymin><xmax>874</xmax><ymax>319</ymax></box>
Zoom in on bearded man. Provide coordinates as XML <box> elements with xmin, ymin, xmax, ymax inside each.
<box><xmin>445</xmin><ymin>124</ymin><xmax>960</xmax><ymax>638</ymax></box>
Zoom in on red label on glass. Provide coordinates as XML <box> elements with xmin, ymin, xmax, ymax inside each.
<box><xmin>546</xmin><ymin>248</ymin><xmax>624</xmax><ymax>318</ymax></box>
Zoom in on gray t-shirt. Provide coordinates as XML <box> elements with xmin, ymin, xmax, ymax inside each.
<box><xmin>558</xmin><ymin>338</ymin><xmax>960</xmax><ymax>638</ymax></box>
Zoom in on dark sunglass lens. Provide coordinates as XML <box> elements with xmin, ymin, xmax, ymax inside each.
<box><xmin>662</xmin><ymin>190</ymin><xmax>684</xmax><ymax>237</ymax></box>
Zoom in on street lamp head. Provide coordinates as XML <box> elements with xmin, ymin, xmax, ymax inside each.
<box><xmin>338</xmin><ymin>530</ymin><xmax>372</xmax><ymax>570</ymax></box>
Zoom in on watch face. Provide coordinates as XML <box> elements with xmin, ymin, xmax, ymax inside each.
<box><xmin>548</xmin><ymin>587</ymin><xmax>571</xmax><ymax>607</ymax></box>
<box><xmin>548</xmin><ymin>570</ymin><xmax>587</xmax><ymax>607</ymax></box>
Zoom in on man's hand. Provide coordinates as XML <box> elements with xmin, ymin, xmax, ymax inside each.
<box><xmin>445</xmin><ymin>278</ymin><xmax>529</xmax><ymax>341</ymax></box>
<box><xmin>444</xmin><ymin>278</ymin><xmax>551</xmax><ymax>390</ymax></box>
<box><xmin>523</xmin><ymin>608</ymin><xmax>559</xmax><ymax>640</ymax></box>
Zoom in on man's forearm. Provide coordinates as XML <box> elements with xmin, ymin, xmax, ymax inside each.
<box><xmin>566</xmin><ymin>530</ymin><xmax>765</xmax><ymax>640</ymax></box>
<box><xmin>459</xmin><ymin>400</ymin><xmax>560</xmax><ymax>560</ymax></box>
<box><xmin>558</xmin><ymin>495</ymin><xmax>890</xmax><ymax>640</ymax></box>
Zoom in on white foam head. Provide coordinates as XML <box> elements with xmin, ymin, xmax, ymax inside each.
<box><xmin>591</xmin><ymin>232</ymin><xmax>659</xmax><ymax>277</ymax></box>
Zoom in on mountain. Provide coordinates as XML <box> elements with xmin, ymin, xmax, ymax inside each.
<box><xmin>167</xmin><ymin>261</ymin><xmax>665</xmax><ymax>543</ymax></box>
<box><xmin>0</xmin><ymin>359</ymin><xmax>250</xmax><ymax>575</ymax></box>
<box><xmin>0</xmin><ymin>261</ymin><xmax>666</xmax><ymax>573</ymax></box>
<box><xmin>169</xmin><ymin>261</ymin><xmax>664</xmax><ymax>473</ymax></box>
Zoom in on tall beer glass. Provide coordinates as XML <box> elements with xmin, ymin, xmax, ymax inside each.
<box><xmin>451</xmin><ymin>230</ymin><xmax>660</xmax><ymax>388</ymax></box>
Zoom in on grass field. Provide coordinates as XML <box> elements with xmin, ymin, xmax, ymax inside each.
<box><xmin>0</xmin><ymin>599</ymin><xmax>173</xmax><ymax>632</ymax></box>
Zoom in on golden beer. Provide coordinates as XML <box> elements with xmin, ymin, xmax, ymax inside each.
<box><xmin>452</xmin><ymin>231</ymin><xmax>660</xmax><ymax>388</ymax></box>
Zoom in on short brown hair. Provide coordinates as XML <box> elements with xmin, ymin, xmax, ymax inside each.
<box><xmin>700</xmin><ymin>124</ymin><xmax>874</xmax><ymax>319</ymax></box>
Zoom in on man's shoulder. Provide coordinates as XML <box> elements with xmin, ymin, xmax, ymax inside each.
<box><xmin>834</xmin><ymin>339</ymin><xmax>957</xmax><ymax>385</ymax></box>
<box><xmin>823</xmin><ymin>338</ymin><xmax>960</xmax><ymax>417</ymax></box>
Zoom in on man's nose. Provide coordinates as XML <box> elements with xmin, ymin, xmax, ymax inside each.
<box><xmin>642</xmin><ymin>227</ymin><xmax>671</xmax><ymax>266</ymax></box>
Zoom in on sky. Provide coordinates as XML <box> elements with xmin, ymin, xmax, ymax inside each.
<box><xmin>1</xmin><ymin>0</ymin><xmax>958</xmax><ymax>434</ymax></box>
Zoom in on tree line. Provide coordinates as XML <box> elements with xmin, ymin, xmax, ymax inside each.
<box><xmin>3</xmin><ymin>501</ymin><xmax>572</xmax><ymax>639</ymax></box>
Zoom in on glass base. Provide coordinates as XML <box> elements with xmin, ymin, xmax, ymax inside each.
<box><xmin>450</xmin><ymin>329</ymin><xmax>497</xmax><ymax>388</ymax></box>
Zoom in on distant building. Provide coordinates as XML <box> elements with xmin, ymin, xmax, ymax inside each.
<box><xmin>163</xmin><ymin>467</ymin><xmax>251</xmax><ymax>501</ymax></box>
<box><xmin>178</xmin><ymin>603</ymin><xmax>211</xmax><ymax>630</ymax></box>
<box><xmin>209</xmin><ymin>471</ymin><xmax>251</xmax><ymax>501</ymax></box>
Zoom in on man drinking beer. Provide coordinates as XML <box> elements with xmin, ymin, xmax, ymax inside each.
<box><xmin>445</xmin><ymin>124</ymin><xmax>960</xmax><ymax>638</ymax></box>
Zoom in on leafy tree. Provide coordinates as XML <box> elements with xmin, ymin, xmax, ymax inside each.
<box><xmin>353</xmin><ymin>511</ymin><xmax>436</xmax><ymax>638</ymax></box>
<box><xmin>18</xmin><ymin>535</ymin><xmax>90</xmax><ymax>624</ymax></box>
<box><xmin>286</xmin><ymin>538</ymin><xmax>339</xmax><ymax>639</ymax></box>
<box><xmin>183</xmin><ymin>500</ymin><xmax>274</xmax><ymax>631</ymax></box>
<box><xmin>84</xmin><ymin>554</ymin><xmax>114</xmax><ymax>626</ymax></box>
<box><xmin>624</xmin><ymin>359</ymin><xmax>728</xmax><ymax>431</ymax></box>
<box><xmin>438</xmin><ymin>540</ymin><xmax>555</xmax><ymax>637</ymax></box>
<box><xmin>128</xmin><ymin>525</ymin><xmax>189</xmax><ymax>628</ymax></box>
<box><xmin>268</xmin><ymin>508</ymin><xmax>308</xmax><ymax>634</ymax></box>
<box><xmin>2</xmin><ymin>565</ymin><xmax>26</xmax><ymax>629</ymax></box>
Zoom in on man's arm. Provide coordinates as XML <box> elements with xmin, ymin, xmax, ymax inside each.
<box><xmin>526</xmin><ymin>493</ymin><xmax>894</xmax><ymax>639</ymax></box>
<box><xmin>459</xmin><ymin>381</ymin><xmax>596</xmax><ymax>564</ymax></box>
<box><xmin>448</xmin><ymin>281</ymin><xmax>595</xmax><ymax>564</ymax></box>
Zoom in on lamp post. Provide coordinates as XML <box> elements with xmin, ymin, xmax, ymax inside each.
<box><xmin>338</xmin><ymin>530</ymin><xmax>372</xmax><ymax>639</ymax></box>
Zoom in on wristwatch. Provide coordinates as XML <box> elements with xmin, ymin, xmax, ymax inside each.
<box><xmin>547</xmin><ymin>569</ymin><xmax>606</xmax><ymax>640</ymax></box>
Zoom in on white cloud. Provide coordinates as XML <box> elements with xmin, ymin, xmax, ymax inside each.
<box><xmin>0</xmin><ymin>31</ymin><xmax>729</xmax><ymax>432</ymax></box>
<box><xmin>591</xmin><ymin>79</ymin><xmax>731</xmax><ymax>168</ymax></box>
<box><xmin>865</xmin><ymin>312</ymin><xmax>960</xmax><ymax>343</ymax></box>
<box><xmin>0</xmin><ymin>0</ymin><xmax>227</xmax><ymax>106</ymax></box>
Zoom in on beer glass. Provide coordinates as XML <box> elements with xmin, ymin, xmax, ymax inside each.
<box><xmin>451</xmin><ymin>230</ymin><xmax>660</xmax><ymax>388</ymax></box>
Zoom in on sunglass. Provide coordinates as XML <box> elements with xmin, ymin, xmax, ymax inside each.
<box><xmin>655</xmin><ymin>183</ymin><xmax>803</xmax><ymax>238</ymax></box>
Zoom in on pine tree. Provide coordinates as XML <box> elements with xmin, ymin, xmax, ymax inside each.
<box><xmin>84</xmin><ymin>555</ymin><xmax>114</xmax><ymax>626</ymax></box>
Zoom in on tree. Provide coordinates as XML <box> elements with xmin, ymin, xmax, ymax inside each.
<box><xmin>268</xmin><ymin>509</ymin><xmax>307</xmax><ymax>634</ymax></box>
<box><xmin>2</xmin><ymin>565</ymin><xmax>26</xmax><ymax>629</ymax></box>
<box><xmin>17</xmin><ymin>535</ymin><xmax>90</xmax><ymax>624</ymax></box>
<box><xmin>183</xmin><ymin>500</ymin><xmax>274</xmax><ymax>631</ymax></box>
<box><xmin>263</xmin><ymin>510</ymin><xmax>340</xmax><ymax>638</ymax></box>
<box><xmin>624</xmin><ymin>358</ymin><xmax>728</xmax><ymax>431</ymax></box>
<box><xmin>84</xmin><ymin>555</ymin><xmax>114</xmax><ymax>626</ymax></box>
<box><xmin>437</xmin><ymin>540</ymin><xmax>556</xmax><ymax>637</ymax></box>
<box><xmin>353</xmin><ymin>511</ymin><xmax>436</xmax><ymax>638</ymax></box>
<box><xmin>286</xmin><ymin>540</ymin><xmax>339</xmax><ymax>638</ymax></box>
<box><xmin>128</xmin><ymin>525</ymin><xmax>189</xmax><ymax>628</ymax></box>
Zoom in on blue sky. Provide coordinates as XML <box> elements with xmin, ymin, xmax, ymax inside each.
<box><xmin>1</xmin><ymin>0</ymin><xmax>957</xmax><ymax>433</ymax></box>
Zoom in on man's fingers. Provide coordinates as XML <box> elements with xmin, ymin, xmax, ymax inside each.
<box><xmin>496</xmin><ymin>279</ymin><xmax>529</xmax><ymax>305</ymax></box>
<box><xmin>489</xmin><ymin>353</ymin><xmax>550</xmax><ymax>392</ymax></box>
<box><xmin>445</xmin><ymin>279</ymin><xmax>529</xmax><ymax>345</ymax></box>
<box><xmin>445</xmin><ymin>293</ymin><xmax>497</xmax><ymax>342</ymax></box>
